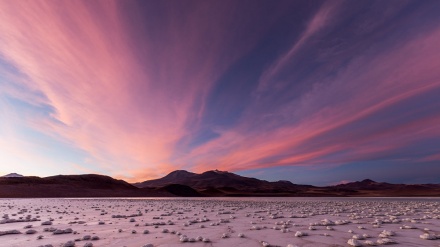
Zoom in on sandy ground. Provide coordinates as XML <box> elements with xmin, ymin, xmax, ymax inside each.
<box><xmin>0</xmin><ymin>198</ymin><xmax>439</xmax><ymax>247</ymax></box>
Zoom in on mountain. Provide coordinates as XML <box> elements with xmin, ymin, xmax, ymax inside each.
<box><xmin>134</xmin><ymin>170</ymin><xmax>197</xmax><ymax>188</ymax></box>
<box><xmin>2</xmin><ymin>173</ymin><xmax>24</xmax><ymax>178</ymax></box>
<box><xmin>0</xmin><ymin>174</ymin><xmax>172</xmax><ymax>198</ymax></box>
<box><xmin>333</xmin><ymin>179</ymin><xmax>393</xmax><ymax>190</ymax></box>
<box><xmin>135</xmin><ymin>171</ymin><xmax>440</xmax><ymax>197</ymax></box>
<box><xmin>330</xmin><ymin>179</ymin><xmax>440</xmax><ymax>196</ymax></box>
<box><xmin>0</xmin><ymin>171</ymin><xmax>438</xmax><ymax>198</ymax></box>
<box><xmin>135</xmin><ymin>169</ymin><xmax>312</xmax><ymax>196</ymax></box>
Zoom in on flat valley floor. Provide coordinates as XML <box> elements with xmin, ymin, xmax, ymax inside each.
<box><xmin>0</xmin><ymin>198</ymin><xmax>439</xmax><ymax>247</ymax></box>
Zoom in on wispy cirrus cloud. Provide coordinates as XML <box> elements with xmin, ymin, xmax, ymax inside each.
<box><xmin>178</xmin><ymin>1</ymin><xmax>440</xmax><ymax>179</ymax></box>
<box><xmin>0</xmin><ymin>1</ymin><xmax>293</xmax><ymax>180</ymax></box>
<box><xmin>0</xmin><ymin>1</ymin><xmax>439</xmax><ymax>184</ymax></box>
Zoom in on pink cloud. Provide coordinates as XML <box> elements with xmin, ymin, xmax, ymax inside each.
<box><xmin>1</xmin><ymin>1</ymin><xmax>438</xmax><ymax>182</ymax></box>
<box><xmin>0</xmin><ymin>1</ymin><xmax>281</xmax><ymax>181</ymax></box>
<box><xmin>0</xmin><ymin>1</ymin><xmax>211</xmax><ymax>180</ymax></box>
<box><xmin>181</xmin><ymin>21</ymin><xmax>440</xmax><ymax>174</ymax></box>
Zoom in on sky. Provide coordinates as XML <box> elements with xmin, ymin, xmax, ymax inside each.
<box><xmin>0</xmin><ymin>0</ymin><xmax>439</xmax><ymax>186</ymax></box>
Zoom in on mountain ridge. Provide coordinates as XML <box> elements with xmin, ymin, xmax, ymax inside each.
<box><xmin>134</xmin><ymin>169</ymin><xmax>312</xmax><ymax>193</ymax></box>
<box><xmin>0</xmin><ymin>171</ymin><xmax>439</xmax><ymax>198</ymax></box>
<box><xmin>134</xmin><ymin>170</ymin><xmax>440</xmax><ymax>197</ymax></box>
<box><xmin>2</xmin><ymin>173</ymin><xmax>24</xmax><ymax>178</ymax></box>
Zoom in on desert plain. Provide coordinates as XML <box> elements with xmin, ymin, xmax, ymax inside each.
<box><xmin>0</xmin><ymin>198</ymin><xmax>439</xmax><ymax>247</ymax></box>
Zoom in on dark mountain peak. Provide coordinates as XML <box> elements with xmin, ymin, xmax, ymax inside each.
<box><xmin>133</xmin><ymin>170</ymin><xmax>197</xmax><ymax>188</ymax></box>
<box><xmin>46</xmin><ymin>173</ymin><xmax>119</xmax><ymax>181</ymax></box>
<box><xmin>276</xmin><ymin>180</ymin><xmax>294</xmax><ymax>185</ymax></box>
<box><xmin>135</xmin><ymin>169</ymin><xmax>302</xmax><ymax>193</ymax></box>
<box><xmin>200</xmin><ymin>170</ymin><xmax>228</xmax><ymax>177</ymax></box>
<box><xmin>164</xmin><ymin>170</ymin><xmax>196</xmax><ymax>179</ymax></box>
<box><xmin>360</xmin><ymin>179</ymin><xmax>377</xmax><ymax>184</ymax></box>
<box><xmin>200</xmin><ymin>170</ymin><xmax>245</xmax><ymax>180</ymax></box>
<box><xmin>2</xmin><ymin>173</ymin><xmax>24</xmax><ymax>178</ymax></box>
<box><xmin>168</xmin><ymin>170</ymin><xmax>193</xmax><ymax>175</ymax></box>
<box><xmin>203</xmin><ymin>169</ymin><xmax>229</xmax><ymax>175</ymax></box>
<box><xmin>213</xmin><ymin>169</ymin><xmax>229</xmax><ymax>174</ymax></box>
<box><xmin>44</xmin><ymin>174</ymin><xmax>136</xmax><ymax>190</ymax></box>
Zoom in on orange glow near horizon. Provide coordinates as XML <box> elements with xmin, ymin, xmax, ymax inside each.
<box><xmin>1</xmin><ymin>1</ymin><xmax>439</xmax><ymax>185</ymax></box>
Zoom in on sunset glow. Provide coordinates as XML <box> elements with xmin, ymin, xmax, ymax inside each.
<box><xmin>0</xmin><ymin>0</ymin><xmax>439</xmax><ymax>185</ymax></box>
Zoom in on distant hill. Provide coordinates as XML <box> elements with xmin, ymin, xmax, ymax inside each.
<box><xmin>330</xmin><ymin>179</ymin><xmax>440</xmax><ymax>196</ymax></box>
<box><xmin>2</xmin><ymin>173</ymin><xmax>24</xmax><ymax>178</ymax></box>
<box><xmin>134</xmin><ymin>170</ymin><xmax>197</xmax><ymax>188</ymax></box>
<box><xmin>0</xmin><ymin>171</ymin><xmax>438</xmax><ymax>198</ymax></box>
<box><xmin>0</xmin><ymin>174</ymin><xmax>170</xmax><ymax>198</ymax></box>
<box><xmin>135</xmin><ymin>170</ymin><xmax>440</xmax><ymax>197</ymax></box>
<box><xmin>333</xmin><ymin>179</ymin><xmax>394</xmax><ymax>190</ymax></box>
<box><xmin>134</xmin><ymin>169</ymin><xmax>312</xmax><ymax>196</ymax></box>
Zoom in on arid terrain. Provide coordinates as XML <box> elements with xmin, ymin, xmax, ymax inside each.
<box><xmin>1</xmin><ymin>171</ymin><xmax>439</xmax><ymax>198</ymax></box>
<box><xmin>0</xmin><ymin>198</ymin><xmax>439</xmax><ymax>247</ymax></box>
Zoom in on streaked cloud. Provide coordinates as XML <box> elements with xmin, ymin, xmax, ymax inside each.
<box><xmin>0</xmin><ymin>0</ymin><xmax>439</xmax><ymax>184</ymax></box>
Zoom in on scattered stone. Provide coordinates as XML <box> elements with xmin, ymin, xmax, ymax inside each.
<box><xmin>347</xmin><ymin>238</ymin><xmax>362</xmax><ymax>247</ymax></box>
<box><xmin>25</xmin><ymin>229</ymin><xmax>37</xmax><ymax>234</ymax></box>
<box><xmin>420</xmin><ymin>233</ymin><xmax>437</xmax><ymax>240</ymax></box>
<box><xmin>0</xmin><ymin>230</ymin><xmax>21</xmax><ymax>236</ymax></box>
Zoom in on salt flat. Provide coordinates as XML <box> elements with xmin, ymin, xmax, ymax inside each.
<box><xmin>0</xmin><ymin>198</ymin><xmax>439</xmax><ymax>247</ymax></box>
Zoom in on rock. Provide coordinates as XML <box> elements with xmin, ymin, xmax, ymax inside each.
<box><xmin>376</xmin><ymin>238</ymin><xmax>396</xmax><ymax>245</ymax></box>
<box><xmin>261</xmin><ymin>241</ymin><xmax>270</xmax><ymax>247</ymax></box>
<box><xmin>400</xmin><ymin>225</ymin><xmax>416</xmax><ymax>229</ymax></box>
<box><xmin>25</xmin><ymin>229</ymin><xmax>37</xmax><ymax>234</ymax></box>
<box><xmin>0</xmin><ymin>230</ymin><xmax>21</xmax><ymax>236</ymax></box>
<box><xmin>347</xmin><ymin>239</ymin><xmax>362</xmax><ymax>246</ymax></box>
<box><xmin>53</xmin><ymin>228</ymin><xmax>73</xmax><ymax>235</ymax></box>
<box><xmin>420</xmin><ymin>233</ymin><xmax>436</xmax><ymax>240</ymax></box>
<box><xmin>379</xmin><ymin>230</ymin><xmax>395</xmax><ymax>238</ymax></box>
<box><xmin>63</xmin><ymin>241</ymin><xmax>75</xmax><ymax>247</ymax></box>
<box><xmin>44</xmin><ymin>227</ymin><xmax>57</xmax><ymax>232</ymax></box>
<box><xmin>364</xmin><ymin>240</ymin><xmax>376</xmax><ymax>246</ymax></box>
<box><xmin>352</xmin><ymin>234</ymin><xmax>365</xmax><ymax>240</ymax></box>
